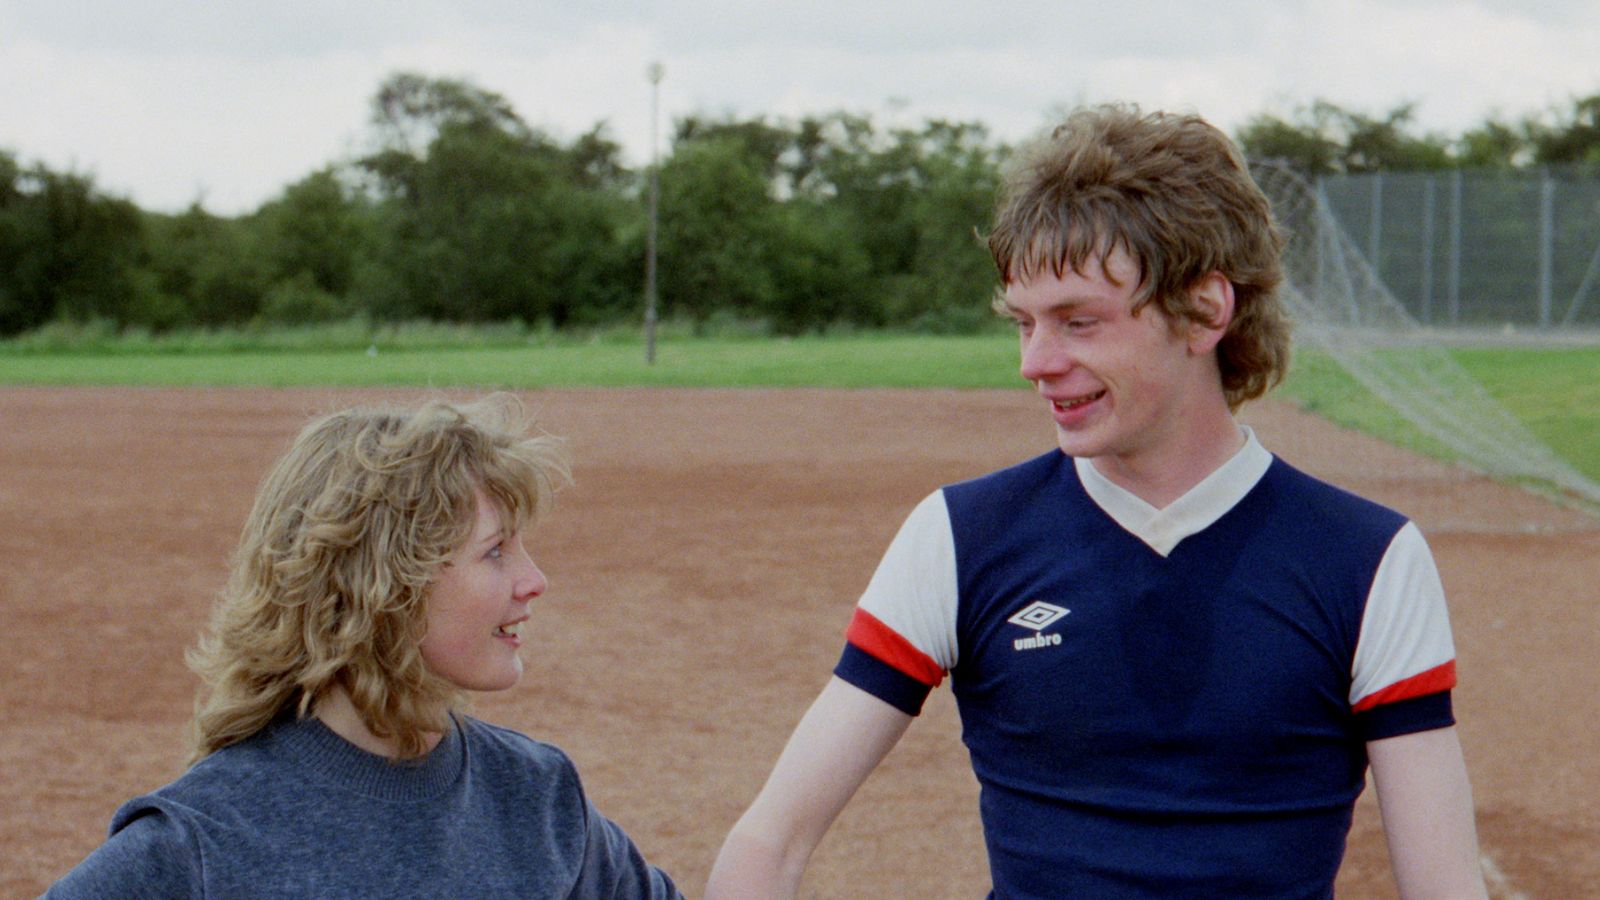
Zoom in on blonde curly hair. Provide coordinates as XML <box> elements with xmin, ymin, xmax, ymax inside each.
<box><xmin>186</xmin><ymin>394</ymin><xmax>569</xmax><ymax>762</ymax></box>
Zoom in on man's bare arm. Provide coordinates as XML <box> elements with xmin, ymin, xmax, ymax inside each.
<box><xmin>1368</xmin><ymin>725</ymin><xmax>1488</xmax><ymax>900</ymax></box>
<box><xmin>705</xmin><ymin>677</ymin><xmax>913</xmax><ymax>900</ymax></box>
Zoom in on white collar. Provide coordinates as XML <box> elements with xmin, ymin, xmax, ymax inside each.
<box><xmin>1074</xmin><ymin>426</ymin><xmax>1273</xmax><ymax>557</ymax></box>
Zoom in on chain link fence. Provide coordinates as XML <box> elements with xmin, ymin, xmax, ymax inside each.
<box><xmin>1316</xmin><ymin>166</ymin><xmax>1600</xmax><ymax>329</ymax></box>
<box><xmin>1249</xmin><ymin>160</ymin><xmax>1600</xmax><ymax>508</ymax></box>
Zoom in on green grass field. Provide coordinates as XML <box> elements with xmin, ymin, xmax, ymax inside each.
<box><xmin>0</xmin><ymin>333</ymin><xmax>1021</xmax><ymax>388</ymax></box>
<box><xmin>2</xmin><ymin>328</ymin><xmax>1595</xmax><ymax>485</ymax></box>
<box><xmin>1277</xmin><ymin>346</ymin><xmax>1600</xmax><ymax>484</ymax></box>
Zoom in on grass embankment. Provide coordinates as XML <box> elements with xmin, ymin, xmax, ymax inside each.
<box><xmin>0</xmin><ymin>332</ymin><xmax>1020</xmax><ymax>389</ymax></box>
<box><xmin>1278</xmin><ymin>346</ymin><xmax>1600</xmax><ymax>484</ymax></box>
<box><xmin>2</xmin><ymin>323</ymin><xmax>1594</xmax><ymax>483</ymax></box>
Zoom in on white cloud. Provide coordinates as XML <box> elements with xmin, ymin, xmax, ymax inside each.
<box><xmin>2</xmin><ymin>38</ymin><xmax>376</xmax><ymax>210</ymax></box>
<box><xmin>1242</xmin><ymin>0</ymin><xmax>1600</xmax><ymax>130</ymax></box>
<box><xmin>3</xmin><ymin>0</ymin><xmax>1597</xmax><ymax>214</ymax></box>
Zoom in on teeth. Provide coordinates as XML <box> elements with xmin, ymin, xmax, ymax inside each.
<box><xmin>496</xmin><ymin>623</ymin><xmax>521</xmax><ymax>637</ymax></box>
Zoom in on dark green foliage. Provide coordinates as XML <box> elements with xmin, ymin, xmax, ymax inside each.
<box><xmin>1242</xmin><ymin>94</ymin><xmax>1600</xmax><ymax>175</ymax></box>
<box><xmin>1236</xmin><ymin>114</ymin><xmax>1344</xmax><ymax>176</ymax></box>
<box><xmin>0</xmin><ymin>154</ymin><xmax>147</xmax><ymax>335</ymax></box>
<box><xmin>656</xmin><ymin>134</ymin><xmax>780</xmax><ymax>325</ymax></box>
<box><xmin>143</xmin><ymin>204</ymin><xmax>269</xmax><ymax>326</ymax></box>
<box><xmin>1528</xmin><ymin>95</ymin><xmax>1600</xmax><ymax>165</ymax></box>
<box><xmin>1237</xmin><ymin>101</ymin><xmax>1451</xmax><ymax>174</ymax></box>
<box><xmin>10</xmin><ymin>80</ymin><xmax>1600</xmax><ymax>340</ymax></box>
<box><xmin>650</xmin><ymin>112</ymin><xmax>1002</xmax><ymax>333</ymax></box>
<box><xmin>255</xmin><ymin>168</ymin><xmax>365</xmax><ymax>302</ymax></box>
<box><xmin>764</xmin><ymin>202</ymin><xmax>874</xmax><ymax>334</ymax></box>
<box><xmin>1456</xmin><ymin>119</ymin><xmax>1531</xmax><ymax>168</ymax></box>
<box><xmin>260</xmin><ymin>271</ymin><xmax>346</xmax><ymax>325</ymax></box>
<box><xmin>356</xmin><ymin>73</ymin><xmax>635</xmax><ymax>327</ymax></box>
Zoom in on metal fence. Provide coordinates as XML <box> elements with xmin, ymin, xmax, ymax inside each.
<box><xmin>1316</xmin><ymin>166</ymin><xmax>1600</xmax><ymax>329</ymax></box>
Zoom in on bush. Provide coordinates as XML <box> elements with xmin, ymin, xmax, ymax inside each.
<box><xmin>258</xmin><ymin>272</ymin><xmax>348</xmax><ymax>325</ymax></box>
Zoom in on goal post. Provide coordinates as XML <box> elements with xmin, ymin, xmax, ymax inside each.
<box><xmin>1250</xmin><ymin>160</ymin><xmax>1600</xmax><ymax>510</ymax></box>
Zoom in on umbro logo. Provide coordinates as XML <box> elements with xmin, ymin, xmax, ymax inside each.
<box><xmin>1008</xmin><ymin>601</ymin><xmax>1069</xmax><ymax>651</ymax></box>
<box><xmin>1008</xmin><ymin>601</ymin><xmax>1069</xmax><ymax>630</ymax></box>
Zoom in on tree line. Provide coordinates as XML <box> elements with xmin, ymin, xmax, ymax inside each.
<box><xmin>4</xmin><ymin>73</ymin><xmax>1600</xmax><ymax>339</ymax></box>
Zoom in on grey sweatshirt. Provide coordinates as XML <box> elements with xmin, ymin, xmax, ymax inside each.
<box><xmin>42</xmin><ymin>714</ymin><xmax>681</xmax><ymax>899</ymax></box>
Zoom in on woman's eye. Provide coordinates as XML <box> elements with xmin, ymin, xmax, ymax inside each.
<box><xmin>487</xmin><ymin>544</ymin><xmax>503</xmax><ymax>560</ymax></box>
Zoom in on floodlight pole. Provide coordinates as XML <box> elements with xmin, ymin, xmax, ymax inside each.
<box><xmin>645</xmin><ymin>62</ymin><xmax>664</xmax><ymax>364</ymax></box>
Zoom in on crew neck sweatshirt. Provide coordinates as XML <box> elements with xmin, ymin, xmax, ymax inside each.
<box><xmin>43</xmin><ymin>714</ymin><xmax>681</xmax><ymax>899</ymax></box>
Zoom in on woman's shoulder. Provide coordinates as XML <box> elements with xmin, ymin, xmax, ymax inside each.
<box><xmin>106</xmin><ymin>726</ymin><xmax>285</xmax><ymax>830</ymax></box>
<box><xmin>453</xmin><ymin>716</ymin><xmax>599</xmax><ymax>834</ymax></box>
<box><xmin>457</xmin><ymin>715</ymin><xmax>581</xmax><ymax>779</ymax></box>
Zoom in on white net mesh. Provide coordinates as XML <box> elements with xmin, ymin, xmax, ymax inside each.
<box><xmin>1249</xmin><ymin>160</ymin><xmax>1600</xmax><ymax>510</ymax></box>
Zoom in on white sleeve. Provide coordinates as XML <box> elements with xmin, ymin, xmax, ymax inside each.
<box><xmin>1350</xmin><ymin>522</ymin><xmax>1458</xmax><ymax>711</ymax></box>
<box><xmin>854</xmin><ymin>490</ymin><xmax>961</xmax><ymax>673</ymax></box>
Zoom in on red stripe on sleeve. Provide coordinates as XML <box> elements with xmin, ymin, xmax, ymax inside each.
<box><xmin>845</xmin><ymin>607</ymin><xmax>945</xmax><ymax>687</ymax></box>
<box><xmin>1352</xmin><ymin>659</ymin><xmax>1457</xmax><ymax>713</ymax></box>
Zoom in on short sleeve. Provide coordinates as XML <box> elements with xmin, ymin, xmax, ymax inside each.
<box><xmin>1350</xmin><ymin>522</ymin><xmax>1458</xmax><ymax>739</ymax></box>
<box><xmin>834</xmin><ymin>491</ymin><xmax>959</xmax><ymax>715</ymax></box>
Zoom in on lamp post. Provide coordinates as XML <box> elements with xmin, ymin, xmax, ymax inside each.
<box><xmin>644</xmin><ymin>61</ymin><xmax>664</xmax><ymax>364</ymax></box>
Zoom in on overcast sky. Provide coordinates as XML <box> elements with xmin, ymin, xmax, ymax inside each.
<box><xmin>4</xmin><ymin>1</ymin><xmax>1598</xmax><ymax>215</ymax></box>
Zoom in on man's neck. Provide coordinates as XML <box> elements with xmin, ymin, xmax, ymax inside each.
<box><xmin>1089</xmin><ymin>411</ymin><xmax>1246</xmax><ymax>509</ymax></box>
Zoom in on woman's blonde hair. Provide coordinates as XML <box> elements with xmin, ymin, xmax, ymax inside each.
<box><xmin>186</xmin><ymin>393</ymin><xmax>569</xmax><ymax>762</ymax></box>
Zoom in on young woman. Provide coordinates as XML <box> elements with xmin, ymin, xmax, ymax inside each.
<box><xmin>46</xmin><ymin>395</ymin><xmax>681</xmax><ymax>898</ymax></box>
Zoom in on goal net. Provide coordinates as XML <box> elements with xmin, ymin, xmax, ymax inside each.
<box><xmin>1249</xmin><ymin>160</ymin><xmax>1600</xmax><ymax>510</ymax></box>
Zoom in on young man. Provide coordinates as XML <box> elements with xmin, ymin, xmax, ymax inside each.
<box><xmin>707</xmin><ymin>106</ymin><xmax>1486</xmax><ymax>898</ymax></box>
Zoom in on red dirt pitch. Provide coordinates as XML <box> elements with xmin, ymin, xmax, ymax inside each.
<box><xmin>4</xmin><ymin>386</ymin><xmax>1597</xmax><ymax>898</ymax></box>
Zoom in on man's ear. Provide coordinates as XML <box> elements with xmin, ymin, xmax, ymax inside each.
<box><xmin>1186</xmin><ymin>272</ymin><xmax>1234</xmax><ymax>354</ymax></box>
